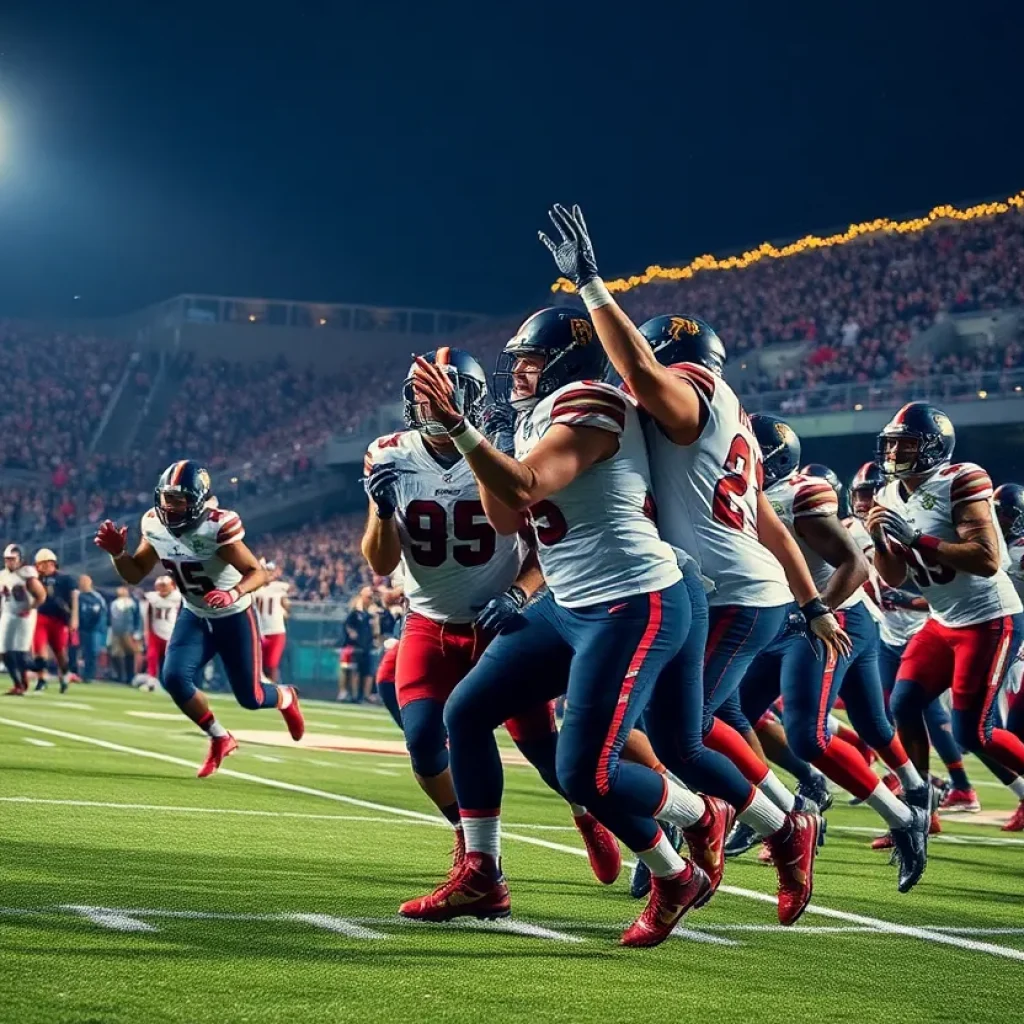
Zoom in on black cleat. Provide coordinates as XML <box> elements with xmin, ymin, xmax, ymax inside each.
<box><xmin>34</xmin><ymin>678</ymin><xmax>47</xmax><ymax>692</ymax></box>
<box><xmin>796</xmin><ymin>775</ymin><xmax>833</xmax><ymax>814</ymax></box>
<box><xmin>890</xmin><ymin>806</ymin><xmax>929</xmax><ymax>893</ymax></box>
<box><xmin>724</xmin><ymin>820</ymin><xmax>760</xmax><ymax>859</ymax></box>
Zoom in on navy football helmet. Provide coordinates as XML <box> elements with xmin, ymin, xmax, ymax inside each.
<box><xmin>849</xmin><ymin>461</ymin><xmax>887</xmax><ymax>520</ymax></box>
<box><xmin>403</xmin><ymin>347</ymin><xmax>487</xmax><ymax>437</ymax></box>
<box><xmin>993</xmin><ymin>483</ymin><xmax>1024</xmax><ymax>542</ymax></box>
<box><xmin>876</xmin><ymin>402</ymin><xmax>955</xmax><ymax>479</ymax></box>
<box><xmin>750</xmin><ymin>414</ymin><xmax>801</xmax><ymax>487</ymax></box>
<box><xmin>494</xmin><ymin>307</ymin><xmax>606</xmax><ymax>410</ymax></box>
<box><xmin>637</xmin><ymin>314</ymin><xmax>727</xmax><ymax>376</ymax></box>
<box><xmin>155</xmin><ymin>460</ymin><xmax>213</xmax><ymax>534</ymax></box>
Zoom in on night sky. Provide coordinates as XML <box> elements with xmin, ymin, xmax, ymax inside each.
<box><xmin>1</xmin><ymin>1</ymin><xmax>1021</xmax><ymax>317</ymax></box>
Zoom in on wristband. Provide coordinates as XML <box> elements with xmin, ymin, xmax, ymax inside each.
<box><xmin>800</xmin><ymin>596</ymin><xmax>830</xmax><ymax>623</ymax></box>
<box><xmin>912</xmin><ymin>533</ymin><xmax>940</xmax><ymax>555</ymax></box>
<box><xmin>450</xmin><ymin>419</ymin><xmax>485</xmax><ymax>455</ymax></box>
<box><xmin>507</xmin><ymin>584</ymin><xmax>528</xmax><ymax>609</ymax></box>
<box><xmin>579</xmin><ymin>277</ymin><xmax>613</xmax><ymax>311</ymax></box>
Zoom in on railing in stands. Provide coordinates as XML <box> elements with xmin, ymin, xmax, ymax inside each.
<box><xmin>739</xmin><ymin>368</ymin><xmax>1024</xmax><ymax>415</ymax></box>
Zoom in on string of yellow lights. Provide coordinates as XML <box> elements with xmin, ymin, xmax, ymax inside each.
<box><xmin>550</xmin><ymin>190</ymin><xmax>1024</xmax><ymax>295</ymax></box>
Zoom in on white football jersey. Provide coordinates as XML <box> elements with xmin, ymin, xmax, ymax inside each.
<box><xmin>140</xmin><ymin>506</ymin><xmax>251</xmax><ymax>619</ymax></box>
<box><xmin>767</xmin><ymin>473</ymin><xmax>864</xmax><ymax>611</ymax></box>
<box><xmin>844</xmin><ymin>515</ymin><xmax>927</xmax><ymax>647</ymax></box>
<box><xmin>875</xmin><ymin>463</ymin><xmax>1022</xmax><ymax>628</ymax></box>
<box><xmin>1005</xmin><ymin>537</ymin><xmax>1024</xmax><ymax>603</ymax></box>
<box><xmin>365</xmin><ymin>431</ymin><xmax>524</xmax><ymax>623</ymax></box>
<box><xmin>640</xmin><ymin>363</ymin><xmax>791</xmax><ymax>608</ymax></box>
<box><xmin>144</xmin><ymin>589</ymin><xmax>182</xmax><ymax>640</ymax></box>
<box><xmin>254</xmin><ymin>580</ymin><xmax>290</xmax><ymax>635</ymax></box>
<box><xmin>515</xmin><ymin>381</ymin><xmax>680</xmax><ymax>608</ymax></box>
<box><xmin>0</xmin><ymin>564</ymin><xmax>39</xmax><ymax>617</ymax></box>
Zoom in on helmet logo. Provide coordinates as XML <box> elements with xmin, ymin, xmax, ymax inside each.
<box><xmin>570</xmin><ymin>319</ymin><xmax>593</xmax><ymax>345</ymax></box>
<box><xmin>667</xmin><ymin>317</ymin><xmax>700</xmax><ymax>340</ymax></box>
<box><xmin>197</xmin><ymin>469</ymin><xmax>211</xmax><ymax>492</ymax></box>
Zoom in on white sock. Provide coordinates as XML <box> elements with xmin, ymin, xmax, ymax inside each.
<box><xmin>204</xmin><ymin>717</ymin><xmax>228</xmax><ymax>739</ymax></box>
<box><xmin>637</xmin><ymin>831</ymin><xmax>688</xmax><ymax>878</ymax></box>
<box><xmin>1009</xmin><ymin>777</ymin><xmax>1024</xmax><ymax>800</ymax></box>
<box><xmin>826</xmin><ymin>713</ymin><xmax>842</xmax><ymax>735</ymax></box>
<box><xmin>278</xmin><ymin>685</ymin><xmax>294</xmax><ymax>710</ymax></box>
<box><xmin>865</xmin><ymin>781</ymin><xmax>912</xmax><ymax>828</ymax></box>
<box><xmin>655</xmin><ymin>777</ymin><xmax>705</xmax><ymax>829</ymax></box>
<box><xmin>569</xmin><ymin>803</ymin><xmax>588</xmax><ymax>818</ymax></box>
<box><xmin>759</xmin><ymin>770</ymin><xmax>796</xmax><ymax>812</ymax></box>
<box><xmin>738</xmin><ymin>789</ymin><xmax>787</xmax><ymax>837</ymax></box>
<box><xmin>463</xmin><ymin>815</ymin><xmax>501</xmax><ymax>861</ymax></box>
<box><xmin>893</xmin><ymin>760</ymin><xmax>924</xmax><ymax>791</ymax></box>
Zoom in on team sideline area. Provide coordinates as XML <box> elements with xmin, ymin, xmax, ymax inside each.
<box><xmin>1</xmin><ymin>684</ymin><xmax>1021</xmax><ymax>1024</ymax></box>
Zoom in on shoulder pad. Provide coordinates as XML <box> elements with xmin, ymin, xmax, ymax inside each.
<box><xmin>948</xmin><ymin>463</ymin><xmax>993</xmax><ymax>506</ymax></box>
<box><xmin>549</xmin><ymin>381</ymin><xmax>628</xmax><ymax>434</ymax></box>
<box><xmin>666</xmin><ymin>362</ymin><xmax>717</xmax><ymax>402</ymax></box>
<box><xmin>366</xmin><ymin>431</ymin><xmax>413</xmax><ymax>475</ymax></box>
<box><xmin>792</xmin><ymin>477</ymin><xmax>839</xmax><ymax>518</ymax></box>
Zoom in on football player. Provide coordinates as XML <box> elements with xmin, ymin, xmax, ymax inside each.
<box><xmin>31</xmin><ymin>549</ymin><xmax>79</xmax><ymax>693</ymax></box>
<box><xmin>849</xmin><ymin>462</ymin><xmax>980</xmax><ymax>819</ymax></box>
<box><xmin>536</xmin><ymin>204</ymin><xmax>834</xmax><ymax>919</ymax></box>
<box><xmin>143</xmin><ymin>575</ymin><xmax>182</xmax><ymax>682</ymax></box>
<box><xmin>361</xmin><ymin>347</ymin><xmax>620</xmax><ymax>884</ymax></box>
<box><xmin>254</xmin><ymin>561</ymin><xmax>291</xmax><ymax>682</ymax></box>
<box><xmin>989</xmin><ymin>482</ymin><xmax>1024</xmax><ymax>830</ymax></box>
<box><xmin>94</xmin><ymin>461</ymin><xmax>305</xmax><ymax>777</ymax></box>
<box><xmin>869</xmin><ymin>404</ymin><xmax>1024</xmax><ymax>832</ymax></box>
<box><xmin>731</xmin><ymin>416</ymin><xmax>932</xmax><ymax>892</ymax></box>
<box><xmin>374</xmin><ymin>582</ymin><xmax>405</xmax><ymax>730</ymax></box>
<box><xmin>0</xmin><ymin>544</ymin><xmax>46</xmax><ymax>695</ymax></box>
<box><xmin>404</xmin><ymin>308</ymin><xmax>738</xmax><ymax>949</ymax></box>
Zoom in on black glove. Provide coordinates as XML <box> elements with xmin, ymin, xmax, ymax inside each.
<box><xmin>880</xmin><ymin>587</ymin><xmax>919</xmax><ymax>610</ymax></box>
<box><xmin>538</xmin><ymin>203</ymin><xmax>600</xmax><ymax>288</ymax></box>
<box><xmin>364</xmin><ymin>464</ymin><xmax>403</xmax><ymax>519</ymax></box>
<box><xmin>481</xmin><ymin>401</ymin><xmax>518</xmax><ymax>456</ymax></box>
<box><xmin>877</xmin><ymin>508</ymin><xmax>921</xmax><ymax>548</ymax></box>
<box><xmin>474</xmin><ymin>585</ymin><xmax>527</xmax><ymax>635</ymax></box>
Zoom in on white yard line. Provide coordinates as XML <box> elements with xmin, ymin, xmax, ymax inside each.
<box><xmin>22</xmin><ymin>738</ymin><xmax>55</xmax><ymax>747</ymax></box>
<box><xmin>2</xmin><ymin>715</ymin><xmax>1022</xmax><ymax>962</ymax></box>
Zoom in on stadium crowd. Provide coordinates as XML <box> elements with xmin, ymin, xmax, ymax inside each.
<box><xmin>2</xmin><ymin>209</ymin><xmax>1022</xmax><ymax>547</ymax></box>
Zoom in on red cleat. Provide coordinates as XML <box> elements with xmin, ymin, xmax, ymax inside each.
<box><xmin>939</xmin><ymin>788</ymin><xmax>981</xmax><ymax>813</ymax></box>
<box><xmin>3</xmin><ymin>686</ymin><xmax>27</xmax><ymax>696</ymax></box>
<box><xmin>280</xmin><ymin>688</ymin><xmax>305</xmax><ymax>741</ymax></box>
<box><xmin>764</xmin><ymin>811</ymin><xmax>821</xmax><ymax>926</ymax></box>
<box><xmin>574</xmin><ymin>812</ymin><xmax>622</xmax><ymax>885</ymax></box>
<box><xmin>682</xmin><ymin>797</ymin><xmax>735</xmax><ymax>893</ymax></box>
<box><xmin>757</xmin><ymin>843</ymin><xmax>774</xmax><ymax>865</ymax></box>
<box><xmin>197</xmin><ymin>734</ymin><xmax>238</xmax><ymax>778</ymax></box>
<box><xmin>399</xmin><ymin>852</ymin><xmax>510</xmax><ymax>922</ymax></box>
<box><xmin>620</xmin><ymin>864</ymin><xmax>712</xmax><ymax>948</ymax></box>
<box><xmin>1002</xmin><ymin>801</ymin><xmax>1024</xmax><ymax>832</ymax></box>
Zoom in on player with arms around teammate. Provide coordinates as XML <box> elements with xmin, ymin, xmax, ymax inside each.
<box><xmin>362</xmin><ymin>348</ymin><xmax>620</xmax><ymax>882</ymax></box>
<box><xmin>1</xmin><ymin>544</ymin><xmax>46</xmax><ymax>695</ymax></box>
<box><xmin>143</xmin><ymin>575</ymin><xmax>182</xmax><ymax>683</ymax></box>
<box><xmin>869</xmin><ymin>404</ymin><xmax>1024</xmax><ymax>826</ymax></box>
<box><xmin>538</xmin><ymin>204</ymin><xmax>833</xmax><ymax>921</ymax></box>
<box><xmin>31</xmin><ymin>549</ymin><xmax>79</xmax><ymax>693</ymax></box>
<box><xmin>406</xmin><ymin>311</ymin><xmax>739</xmax><ymax>948</ymax></box>
<box><xmin>254</xmin><ymin>561</ymin><xmax>291</xmax><ymax>683</ymax></box>
<box><xmin>94</xmin><ymin>461</ymin><xmax>305</xmax><ymax>777</ymax></box>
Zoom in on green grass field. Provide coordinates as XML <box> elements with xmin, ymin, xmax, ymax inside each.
<box><xmin>2</xmin><ymin>683</ymin><xmax>1022</xmax><ymax>1024</ymax></box>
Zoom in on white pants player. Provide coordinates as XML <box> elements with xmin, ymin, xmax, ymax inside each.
<box><xmin>0</xmin><ymin>611</ymin><xmax>36</xmax><ymax>654</ymax></box>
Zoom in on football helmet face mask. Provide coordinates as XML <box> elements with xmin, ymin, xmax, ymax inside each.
<box><xmin>155</xmin><ymin>461</ymin><xmax>213</xmax><ymax>534</ymax></box>
<box><xmin>849</xmin><ymin>461</ymin><xmax>887</xmax><ymax>520</ymax></box>
<box><xmin>494</xmin><ymin>307</ymin><xmax>606</xmax><ymax>410</ymax></box>
<box><xmin>993</xmin><ymin>483</ymin><xmax>1024</xmax><ymax>542</ymax></box>
<box><xmin>750</xmin><ymin>414</ymin><xmax>802</xmax><ymax>487</ymax></box>
<box><xmin>876</xmin><ymin>403</ymin><xmax>955</xmax><ymax>479</ymax></box>
<box><xmin>403</xmin><ymin>347</ymin><xmax>487</xmax><ymax>437</ymax></box>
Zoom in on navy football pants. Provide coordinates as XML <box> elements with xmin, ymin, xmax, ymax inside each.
<box><xmin>445</xmin><ymin>581</ymin><xmax>690</xmax><ymax>852</ymax></box>
<box><xmin>162</xmin><ymin>607</ymin><xmax>281</xmax><ymax>711</ymax></box>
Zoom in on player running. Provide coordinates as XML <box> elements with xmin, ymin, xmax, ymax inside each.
<box><xmin>405</xmin><ymin>305</ymin><xmax>770</xmax><ymax>949</ymax></box>
<box><xmin>848</xmin><ymin>462</ymin><xmax>980</xmax><ymax>819</ymax></box>
<box><xmin>536</xmin><ymin>204</ymin><xmax>832</xmax><ymax>919</ymax></box>
<box><xmin>869</xmin><ymin>404</ymin><xmax>1024</xmax><ymax>833</ymax></box>
<box><xmin>728</xmin><ymin>416</ymin><xmax>932</xmax><ymax>892</ymax></box>
<box><xmin>1</xmin><ymin>544</ymin><xmax>46</xmax><ymax>695</ymax></box>
<box><xmin>143</xmin><ymin>575</ymin><xmax>182</xmax><ymax>682</ymax></box>
<box><xmin>254</xmin><ymin>562</ymin><xmax>291</xmax><ymax>682</ymax></box>
<box><xmin>361</xmin><ymin>347</ymin><xmax>621</xmax><ymax>883</ymax></box>
<box><xmin>94</xmin><ymin>461</ymin><xmax>305</xmax><ymax>777</ymax></box>
<box><xmin>31</xmin><ymin>549</ymin><xmax>79</xmax><ymax>693</ymax></box>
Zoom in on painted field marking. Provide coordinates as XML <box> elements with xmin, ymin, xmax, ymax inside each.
<box><xmin>22</xmin><ymin>738</ymin><xmax>55</xmax><ymax>748</ymax></box>
<box><xmin>2</xmin><ymin>716</ymin><xmax>1022</xmax><ymax>962</ymax></box>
